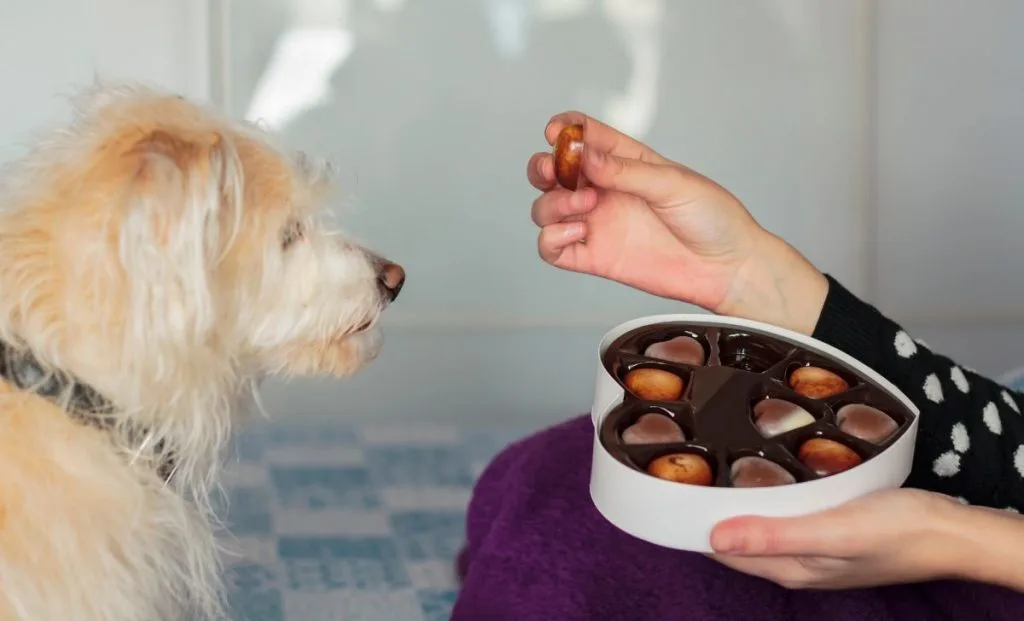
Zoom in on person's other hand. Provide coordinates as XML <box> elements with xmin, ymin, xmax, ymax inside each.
<box><xmin>707</xmin><ymin>488</ymin><xmax>965</xmax><ymax>589</ymax></box>
<box><xmin>527</xmin><ymin>112</ymin><xmax>829</xmax><ymax>335</ymax></box>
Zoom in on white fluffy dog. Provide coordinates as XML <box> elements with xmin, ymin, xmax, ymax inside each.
<box><xmin>0</xmin><ymin>83</ymin><xmax>405</xmax><ymax>620</ymax></box>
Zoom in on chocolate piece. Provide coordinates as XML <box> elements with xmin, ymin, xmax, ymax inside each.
<box><xmin>836</xmin><ymin>404</ymin><xmax>898</xmax><ymax>444</ymax></box>
<box><xmin>797</xmin><ymin>438</ymin><xmax>862</xmax><ymax>477</ymax></box>
<box><xmin>752</xmin><ymin>398</ymin><xmax>815</xmax><ymax>437</ymax></box>
<box><xmin>644</xmin><ymin>336</ymin><xmax>705</xmax><ymax>366</ymax></box>
<box><xmin>553</xmin><ymin>124</ymin><xmax>584</xmax><ymax>190</ymax></box>
<box><xmin>730</xmin><ymin>456</ymin><xmax>796</xmax><ymax>488</ymax></box>
<box><xmin>621</xmin><ymin>413</ymin><xmax>686</xmax><ymax>445</ymax></box>
<box><xmin>788</xmin><ymin>366</ymin><xmax>850</xmax><ymax>399</ymax></box>
<box><xmin>624</xmin><ymin>368</ymin><xmax>684</xmax><ymax>401</ymax></box>
<box><xmin>646</xmin><ymin>453</ymin><xmax>713</xmax><ymax>486</ymax></box>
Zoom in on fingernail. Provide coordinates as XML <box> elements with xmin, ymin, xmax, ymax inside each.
<box><xmin>712</xmin><ymin>536</ymin><xmax>735</xmax><ymax>554</ymax></box>
<box><xmin>711</xmin><ymin>528</ymin><xmax>740</xmax><ymax>554</ymax></box>
<box><xmin>565</xmin><ymin>222</ymin><xmax>585</xmax><ymax>239</ymax></box>
<box><xmin>587</xmin><ymin>147</ymin><xmax>604</xmax><ymax>166</ymax></box>
<box><xmin>570</xmin><ymin>191</ymin><xmax>586</xmax><ymax>210</ymax></box>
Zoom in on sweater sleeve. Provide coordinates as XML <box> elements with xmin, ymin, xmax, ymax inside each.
<box><xmin>812</xmin><ymin>275</ymin><xmax>1024</xmax><ymax>512</ymax></box>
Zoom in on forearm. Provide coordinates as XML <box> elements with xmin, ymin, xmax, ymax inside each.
<box><xmin>945</xmin><ymin>503</ymin><xmax>1024</xmax><ymax>591</ymax></box>
<box><xmin>720</xmin><ymin>232</ymin><xmax>829</xmax><ymax>337</ymax></box>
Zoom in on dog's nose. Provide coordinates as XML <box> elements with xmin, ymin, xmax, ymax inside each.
<box><xmin>377</xmin><ymin>261</ymin><xmax>405</xmax><ymax>302</ymax></box>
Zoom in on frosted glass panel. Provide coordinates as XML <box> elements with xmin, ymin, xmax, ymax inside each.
<box><xmin>876</xmin><ymin>1</ymin><xmax>1024</xmax><ymax>319</ymax></box>
<box><xmin>0</xmin><ymin>0</ymin><xmax>209</xmax><ymax>163</ymax></box>
<box><xmin>225</xmin><ymin>0</ymin><xmax>872</xmax><ymax>328</ymax></box>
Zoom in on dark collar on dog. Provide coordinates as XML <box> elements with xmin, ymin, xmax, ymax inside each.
<box><xmin>0</xmin><ymin>342</ymin><xmax>175</xmax><ymax>481</ymax></box>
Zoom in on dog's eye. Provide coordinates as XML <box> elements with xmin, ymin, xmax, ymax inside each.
<box><xmin>281</xmin><ymin>219</ymin><xmax>304</xmax><ymax>250</ymax></box>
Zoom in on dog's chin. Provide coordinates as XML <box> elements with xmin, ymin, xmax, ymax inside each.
<box><xmin>347</xmin><ymin>325</ymin><xmax>383</xmax><ymax>360</ymax></box>
<box><xmin>268</xmin><ymin>325</ymin><xmax>384</xmax><ymax>378</ymax></box>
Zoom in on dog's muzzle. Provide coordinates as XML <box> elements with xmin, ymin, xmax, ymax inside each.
<box><xmin>376</xmin><ymin>260</ymin><xmax>405</xmax><ymax>303</ymax></box>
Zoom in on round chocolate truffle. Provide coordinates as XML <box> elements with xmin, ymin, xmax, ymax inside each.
<box><xmin>797</xmin><ymin>438</ymin><xmax>862</xmax><ymax>477</ymax></box>
<box><xmin>624</xmin><ymin>368</ymin><xmax>685</xmax><ymax>401</ymax></box>
<box><xmin>730</xmin><ymin>456</ymin><xmax>797</xmax><ymax>488</ymax></box>
<box><xmin>788</xmin><ymin>366</ymin><xmax>850</xmax><ymax>399</ymax></box>
<box><xmin>553</xmin><ymin>124</ymin><xmax>585</xmax><ymax>190</ymax></box>
<box><xmin>752</xmin><ymin>398</ymin><xmax>815</xmax><ymax>437</ymax></box>
<box><xmin>621</xmin><ymin>413</ymin><xmax>686</xmax><ymax>445</ymax></box>
<box><xmin>836</xmin><ymin>404</ymin><xmax>898</xmax><ymax>444</ymax></box>
<box><xmin>646</xmin><ymin>453</ymin><xmax>713</xmax><ymax>486</ymax></box>
<box><xmin>643</xmin><ymin>336</ymin><xmax>706</xmax><ymax>367</ymax></box>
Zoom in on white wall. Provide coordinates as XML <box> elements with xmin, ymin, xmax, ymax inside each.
<box><xmin>1</xmin><ymin>1</ymin><xmax>1023</xmax><ymax>425</ymax></box>
<box><xmin>0</xmin><ymin>0</ymin><xmax>210</xmax><ymax>162</ymax></box>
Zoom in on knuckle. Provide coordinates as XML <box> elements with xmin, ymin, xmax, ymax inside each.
<box><xmin>537</xmin><ymin>230</ymin><xmax>556</xmax><ymax>259</ymax></box>
<box><xmin>530</xmin><ymin>200</ymin><xmax>544</xmax><ymax>225</ymax></box>
<box><xmin>598</xmin><ymin>153</ymin><xmax>626</xmax><ymax>180</ymax></box>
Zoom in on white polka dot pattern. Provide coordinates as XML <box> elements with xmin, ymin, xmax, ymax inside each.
<box><xmin>923</xmin><ymin>374</ymin><xmax>943</xmax><ymax>404</ymax></box>
<box><xmin>933</xmin><ymin>451</ymin><xmax>961</xmax><ymax>477</ymax></box>
<box><xmin>894</xmin><ymin>330</ymin><xmax>917</xmax><ymax>358</ymax></box>
<box><xmin>951</xmin><ymin>423</ymin><xmax>970</xmax><ymax>453</ymax></box>
<box><xmin>950</xmin><ymin>366</ymin><xmax>969</xmax><ymax>393</ymax></box>
<box><xmin>1002</xmin><ymin>391</ymin><xmax>1020</xmax><ymax>414</ymax></box>
<box><xmin>815</xmin><ymin>280</ymin><xmax>1024</xmax><ymax>510</ymax></box>
<box><xmin>983</xmin><ymin>402</ymin><xmax>1002</xmax><ymax>435</ymax></box>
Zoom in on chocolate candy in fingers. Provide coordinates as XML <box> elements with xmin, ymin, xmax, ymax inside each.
<box><xmin>552</xmin><ymin>124</ymin><xmax>585</xmax><ymax>190</ymax></box>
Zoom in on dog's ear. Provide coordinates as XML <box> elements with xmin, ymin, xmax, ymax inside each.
<box><xmin>118</xmin><ymin>128</ymin><xmax>243</xmax><ymax>346</ymax></box>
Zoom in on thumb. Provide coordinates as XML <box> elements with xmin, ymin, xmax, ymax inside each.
<box><xmin>581</xmin><ymin>147</ymin><xmax>686</xmax><ymax>205</ymax></box>
<box><xmin>709</xmin><ymin>512</ymin><xmax>840</xmax><ymax>557</ymax></box>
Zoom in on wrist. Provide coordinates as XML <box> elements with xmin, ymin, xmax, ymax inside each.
<box><xmin>939</xmin><ymin>502</ymin><xmax>1024</xmax><ymax>591</ymax></box>
<box><xmin>717</xmin><ymin>232</ymin><xmax>828</xmax><ymax>336</ymax></box>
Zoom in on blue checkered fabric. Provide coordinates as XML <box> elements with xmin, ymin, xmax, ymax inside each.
<box><xmin>220</xmin><ymin>419</ymin><xmax>529</xmax><ymax>621</ymax></box>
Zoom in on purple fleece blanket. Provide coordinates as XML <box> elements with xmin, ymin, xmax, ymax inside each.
<box><xmin>453</xmin><ymin>415</ymin><xmax>1024</xmax><ymax>620</ymax></box>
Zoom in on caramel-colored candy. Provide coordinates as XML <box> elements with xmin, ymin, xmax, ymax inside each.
<box><xmin>624</xmin><ymin>368</ymin><xmax>685</xmax><ymax>401</ymax></box>
<box><xmin>788</xmin><ymin>366</ymin><xmax>850</xmax><ymax>399</ymax></box>
<box><xmin>553</xmin><ymin>124</ymin><xmax>584</xmax><ymax>190</ymax></box>
<box><xmin>797</xmin><ymin>438</ymin><xmax>862</xmax><ymax>477</ymax></box>
<box><xmin>646</xmin><ymin>453</ymin><xmax>714</xmax><ymax>486</ymax></box>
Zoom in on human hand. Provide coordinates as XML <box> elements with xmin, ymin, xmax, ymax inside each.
<box><xmin>707</xmin><ymin>488</ymin><xmax>966</xmax><ymax>589</ymax></box>
<box><xmin>527</xmin><ymin>112</ymin><xmax>829</xmax><ymax>335</ymax></box>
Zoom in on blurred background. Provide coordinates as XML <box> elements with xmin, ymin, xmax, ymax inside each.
<box><xmin>4</xmin><ymin>0</ymin><xmax>1024</xmax><ymax>424</ymax></box>
<box><xmin>3</xmin><ymin>1</ymin><xmax>1024</xmax><ymax>619</ymax></box>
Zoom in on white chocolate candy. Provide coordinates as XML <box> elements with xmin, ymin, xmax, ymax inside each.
<box><xmin>752</xmin><ymin>399</ymin><xmax>815</xmax><ymax>437</ymax></box>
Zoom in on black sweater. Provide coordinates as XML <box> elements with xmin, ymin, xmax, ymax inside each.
<box><xmin>814</xmin><ymin>275</ymin><xmax>1024</xmax><ymax>511</ymax></box>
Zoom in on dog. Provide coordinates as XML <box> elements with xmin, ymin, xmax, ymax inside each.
<box><xmin>0</xmin><ymin>82</ymin><xmax>404</xmax><ymax>620</ymax></box>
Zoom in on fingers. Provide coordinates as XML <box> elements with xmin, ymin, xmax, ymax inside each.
<box><xmin>526</xmin><ymin>151</ymin><xmax>556</xmax><ymax>191</ymax></box>
<box><xmin>537</xmin><ymin>221</ymin><xmax>587</xmax><ymax>264</ymax></box>
<box><xmin>710</xmin><ymin>514</ymin><xmax>838</xmax><ymax>558</ymax></box>
<box><xmin>581</xmin><ymin>148</ymin><xmax>688</xmax><ymax>206</ymax></box>
<box><xmin>545</xmin><ymin>111</ymin><xmax>669</xmax><ymax>165</ymax></box>
<box><xmin>712</xmin><ymin>554</ymin><xmax>809</xmax><ymax>588</ymax></box>
<box><xmin>530</xmin><ymin>186</ymin><xmax>598</xmax><ymax>227</ymax></box>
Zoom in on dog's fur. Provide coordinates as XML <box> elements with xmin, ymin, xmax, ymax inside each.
<box><xmin>0</xmin><ymin>82</ymin><xmax>403</xmax><ymax>620</ymax></box>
